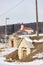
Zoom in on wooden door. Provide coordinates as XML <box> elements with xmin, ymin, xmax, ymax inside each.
<box><xmin>11</xmin><ymin>40</ymin><xmax>14</xmax><ymax>47</ymax></box>
<box><xmin>23</xmin><ymin>50</ymin><xmax>26</xmax><ymax>58</ymax></box>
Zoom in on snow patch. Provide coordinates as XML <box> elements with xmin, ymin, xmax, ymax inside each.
<box><xmin>0</xmin><ymin>60</ymin><xmax>43</xmax><ymax>65</ymax></box>
<box><xmin>0</xmin><ymin>47</ymin><xmax>17</xmax><ymax>57</ymax></box>
<box><xmin>32</xmin><ymin>49</ymin><xmax>37</xmax><ymax>53</ymax></box>
<box><xmin>33</xmin><ymin>52</ymin><xmax>43</xmax><ymax>58</ymax></box>
<box><xmin>33</xmin><ymin>38</ymin><xmax>43</xmax><ymax>42</ymax></box>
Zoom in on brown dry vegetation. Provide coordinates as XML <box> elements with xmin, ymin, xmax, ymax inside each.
<box><xmin>21</xmin><ymin>42</ymin><xmax>43</xmax><ymax>62</ymax></box>
<box><xmin>5</xmin><ymin>42</ymin><xmax>43</xmax><ymax>62</ymax></box>
<box><xmin>5</xmin><ymin>36</ymin><xmax>43</xmax><ymax>62</ymax></box>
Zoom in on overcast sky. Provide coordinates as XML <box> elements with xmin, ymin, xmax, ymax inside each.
<box><xmin>0</xmin><ymin>0</ymin><xmax>43</xmax><ymax>25</ymax></box>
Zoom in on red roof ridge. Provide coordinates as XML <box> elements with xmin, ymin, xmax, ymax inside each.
<box><xmin>23</xmin><ymin>27</ymin><xmax>33</xmax><ymax>30</ymax></box>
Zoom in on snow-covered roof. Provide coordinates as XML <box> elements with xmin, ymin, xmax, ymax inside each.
<box><xmin>22</xmin><ymin>37</ymin><xmax>34</xmax><ymax>48</ymax></box>
<box><xmin>24</xmin><ymin>37</ymin><xmax>32</xmax><ymax>42</ymax></box>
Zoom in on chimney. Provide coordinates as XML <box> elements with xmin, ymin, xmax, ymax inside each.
<box><xmin>20</xmin><ymin>23</ymin><xmax>24</xmax><ymax>30</ymax></box>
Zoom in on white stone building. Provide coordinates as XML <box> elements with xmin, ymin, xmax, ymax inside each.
<box><xmin>18</xmin><ymin>37</ymin><xmax>34</xmax><ymax>60</ymax></box>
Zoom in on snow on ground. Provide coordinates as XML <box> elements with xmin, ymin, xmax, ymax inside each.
<box><xmin>39</xmin><ymin>33</ymin><xmax>43</xmax><ymax>36</ymax></box>
<box><xmin>0</xmin><ymin>48</ymin><xmax>43</xmax><ymax>65</ymax></box>
<box><xmin>6</xmin><ymin>60</ymin><xmax>43</xmax><ymax>65</ymax></box>
<box><xmin>0</xmin><ymin>57</ymin><xmax>6</xmax><ymax>62</ymax></box>
<box><xmin>0</xmin><ymin>43</ymin><xmax>6</xmax><ymax>48</ymax></box>
<box><xmin>0</xmin><ymin>59</ymin><xmax>43</xmax><ymax>65</ymax></box>
<box><xmin>33</xmin><ymin>52</ymin><xmax>43</xmax><ymax>58</ymax></box>
<box><xmin>18</xmin><ymin>34</ymin><xmax>43</xmax><ymax>43</ymax></box>
<box><xmin>0</xmin><ymin>33</ymin><xmax>43</xmax><ymax>65</ymax></box>
<box><xmin>32</xmin><ymin>49</ymin><xmax>37</xmax><ymax>53</ymax></box>
<box><xmin>0</xmin><ymin>47</ymin><xmax>17</xmax><ymax>57</ymax></box>
<box><xmin>33</xmin><ymin>38</ymin><xmax>43</xmax><ymax>42</ymax></box>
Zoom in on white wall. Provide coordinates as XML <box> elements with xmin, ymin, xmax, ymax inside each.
<box><xmin>18</xmin><ymin>39</ymin><xmax>31</xmax><ymax>60</ymax></box>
